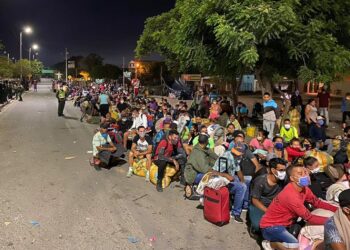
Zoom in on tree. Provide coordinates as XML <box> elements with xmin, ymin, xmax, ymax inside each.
<box><xmin>0</xmin><ymin>56</ymin><xmax>14</xmax><ymax>78</ymax></box>
<box><xmin>81</xmin><ymin>53</ymin><xmax>103</xmax><ymax>73</ymax></box>
<box><xmin>31</xmin><ymin>60</ymin><xmax>44</xmax><ymax>78</ymax></box>
<box><xmin>13</xmin><ymin>59</ymin><xmax>32</xmax><ymax>78</ymax></box>
<box><xmin>136</xmin><ymin>0</ymin><xmax>350</xmax><ymax>103</ymax></box>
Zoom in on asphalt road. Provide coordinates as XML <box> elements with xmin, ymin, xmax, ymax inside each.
<box><xmin>0</xmin><ymin>80</ymin><xmax>258</xmax><ymax>250</ymax></box>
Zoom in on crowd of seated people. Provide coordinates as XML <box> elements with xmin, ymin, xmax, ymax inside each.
<box><xmin>83</xmin><ymin>84</ymin><xmax>350</xmax><ymax>250</ymax></box>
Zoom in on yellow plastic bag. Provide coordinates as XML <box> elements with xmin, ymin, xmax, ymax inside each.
<box><xmin>149</xmin><ymin>164</ymin><xmax>177</xmax><ymax>188</ymax></box>
<box><xmin>246</xmin><ymin>126</ymin><xmax>256</xmax><ymax>138</ymax></box>
<box><xmin>132</xmin><ymin>158</ymin><xmax>148</xmax><ymax>177</ymax></box>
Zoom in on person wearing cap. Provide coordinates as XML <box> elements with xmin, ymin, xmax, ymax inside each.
<box><xmin>153</xmin><ymin>117</ymin><xmax>172</xmax><ymax>148</ymax></box>
<box><xmin>309</xmin><ymin>115</ymin><xmax>334</xmax><ymax>154</ymax></box>
<box><xmin>260</xmin><ymin>164</ymin><xmax>338</xmax><ymax>250</ymax></box>
<box><xmin>56</xmin><ymin>83</ymin><xmax>69</xmax><ymax>117</ymax></box>
<box><xmin>324</xmin><ymin>189</ymin><xmax>350</xmax><ymax>250</ymax></box>
<box><xmin>212</xmin><ymin>141</ymin><xmax>249</xmax><ymax>223</ymax></box>
<box><xmin>91</xmin><ymin>123</ymin><xmax>117</xmax><ymax>170</ymax></box>
<box><xmin>249</xmin><ymin>158</ymin><xmax>287</xmax><ymax>233</ymax></box>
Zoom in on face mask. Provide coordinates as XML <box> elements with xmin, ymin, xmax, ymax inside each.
<box><xmin>317</xmin><ymin>120</ymin><xmax>324</xmax><ymax>126</ymax></box>
<box><xmin>274</xmin><ymin>170</ymin><xmax>286</xmax><ymax>181</ymax></box>
<box><xmin>284</xmin><ymin>124</ymin><xmax>291</xmax><ymax>129</ymax></box>
<box><xmin>257</xmin><ymin>136</ymin><xmax>263</xmax><ymax>141</ymax></box>
<box><xmin>171</xmin><ymin>139</ymin><xmax>178</xmax><ymax>145</ymax></box>
<box><xmin>347</xmin><ymin>168</ymin><xmax>350</xmax><ymax>174</ymax></box>
<box><xmin>297</xmin><ymin>176</ymin><xmax>310</xmax><ymax>187</ymax></box>
<box><xmin>275</xmin><ymin>142</ymin><xmax>284</xmax><ymax>150</ymax></box>
<box><xmin>310</xmin><ymin>167</ymin><xmax>320</xmax><ymax>174</ymax></box>
<box><xmin>304</xmin><ymin>144</ymin><xmax>310</xmax><ymax>150</ymax></box>
<box><xmin>139</xmin><ymin>132</ymin><xmax>146</xmax><ymax>138</ymax></box>
<box><xmin>122</xmin><ymin>118</ymin><xmax>127</xmax><ymax>122</ymax></box>
<box><xmin>120</xmin><ymin>100</ymin><xmax>124</xmax><ymax>104</ymax></box>
<box><xmin>101</xmin><ymin>133</ymin><xmax>108</xmax><ymax>139</ymax></box>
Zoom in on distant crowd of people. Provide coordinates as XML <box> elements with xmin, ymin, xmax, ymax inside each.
<box><xmin>54</xmin><ymin>80</ymin><xmax>350</xmax><ymax>250</ymax></box>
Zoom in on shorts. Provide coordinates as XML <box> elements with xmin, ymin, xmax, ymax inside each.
<box><xmin>261</xmin><ymin>226</ymin><xmax>299</xmax><ymax>249</ymax></box>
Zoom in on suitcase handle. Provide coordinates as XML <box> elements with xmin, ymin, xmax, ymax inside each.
<box><xmin>205</xmin><ymin>196</ymin><xmax>219</xmax><ymax>204</ymax></box>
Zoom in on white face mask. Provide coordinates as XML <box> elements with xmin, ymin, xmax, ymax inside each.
<box><xmin>311</xmin><ymin>167</ymin><xmax>320</xmax><ymax>174</ymax></box>
<box><xmin>347</xmin><ymin>168</ymin><xmax>350</xmax><ymax>174</ymax></box>
<box><xmin>274</xmin><ymin>170</ymin><xmax>286</xmax><ymax>180</ymax></box>
<box><xmin>257</xmin><ymin>136</ymin><xmax>263</xmax><ymax>141</ymax></box>
<box><xmin>284</xmin><ymin>124</ymin><xmax>291</xmax><ymax>129</ymax></box>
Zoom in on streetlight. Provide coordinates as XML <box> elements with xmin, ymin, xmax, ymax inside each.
<box><xmin>20</xmin><ymin>26</ymin><xmax>32</xmax><ymax>79</ymax></box>
<box><xmin>29</xmin><ymin>43</ymin><xmax>39</xmax><ymax>61</ymax></box>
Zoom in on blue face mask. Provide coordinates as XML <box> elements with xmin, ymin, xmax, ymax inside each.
<box><xmin>275</xmin><ymin>142</ymin><xmax>284</xmax><ymax>150</ymax></box>
<box><xmin>317</xmin><ymin>120</ymin><xmax>324</xmax><ymax>126</ymax></box>
<box><xmin>298</xmin><ymin>176</ymin><xmax>310</xmax><ymax>187</ymax></box>
<box><xmin>101</xmin><ymin>133</ymin><xmax>108</xmax><ymax>139</ymax></box>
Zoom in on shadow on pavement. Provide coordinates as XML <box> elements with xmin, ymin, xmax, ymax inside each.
<box><xmin>63</xmin><ymin>116</ymin><xmax>79</xmax><ymax>121</ymax></box>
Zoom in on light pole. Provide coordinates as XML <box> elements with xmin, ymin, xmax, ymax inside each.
<box><xmin>29</xmin><ymin>44</ymin><xmax>39</xmax><ymax>62</ymax></box>
<box><xmin>65</xmin><ymin>48</ymin><xmax>69</xmax><ymax>83</ymax></box>
<box><xmin>20</xmin><ymin>26</ymin><xmax>32</xmax><ymax>79</ymax></box>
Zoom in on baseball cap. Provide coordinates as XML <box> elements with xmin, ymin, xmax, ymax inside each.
<box><xmin>233</xmin><ymin>130</ymin><xmax>245</xmax><ymax>139</ymax></box>
<box><xmin>163</xmin><ymin>117</ymin><xmax>172</xmax><ymax>125</ymax></box>
<box><xmin>339</xmin><ymin>189</ymin><xmax>350</xmax><ymax>207</ymax></box>
<box><xmin>231</xmin><ymin>142</ymin><xmax>245</xmax><ymax>156</ymax></box>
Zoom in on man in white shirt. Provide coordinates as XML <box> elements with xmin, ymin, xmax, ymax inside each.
<box><xmin>123</xmin><ymin>108</ymin><xmax>148</xmax><ymax>148</ymax></box>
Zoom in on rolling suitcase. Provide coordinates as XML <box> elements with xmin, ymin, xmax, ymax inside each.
<box><xmin>203</xmin><ymin>186</ymin><xmax>230</xmax><ymax>226</ymax></box>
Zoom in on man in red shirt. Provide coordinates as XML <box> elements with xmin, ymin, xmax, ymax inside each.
<box><xmin>260</xmin><ymin>164</ymin><xmax>338</xmax><ymax>250</ymax></box>
<box><xmin>153</xmin><ymin>130</ymin><xmax>186</xmax><ymax>192</ymax></box>
<box><xmin>317</xmin><ymin>87</ymin><xmax>331</xmax><ymax>126</ymax></box>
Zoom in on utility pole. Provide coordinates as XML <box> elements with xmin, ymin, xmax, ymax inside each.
<box><xmin>65</xmin><ymin>48</ymin><xmax>68</xmax><ymax>83</ymax></box>
<box><xmin>122</xmin><ymin>56</ymin><xmax>125</xmax><ymax>89</ymax></box>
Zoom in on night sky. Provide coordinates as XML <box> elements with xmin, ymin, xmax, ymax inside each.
<box><xmin>0</xmin><ymin>0</ymin><xmax>175</xmax><ymax>67</ymax></box>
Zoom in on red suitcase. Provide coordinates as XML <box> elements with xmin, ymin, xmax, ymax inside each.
<box><xmin>203</xmin><ymin>186</ymin><xmax>230</xmax><ymax>226</ymax></box>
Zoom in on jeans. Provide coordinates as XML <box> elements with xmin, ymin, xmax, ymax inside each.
<box><xmin>319</xmin><ymin>107</ymin><xmax>329</xmax><ymax>125</ymax></box>
<box><xmin>261</xmin><ymin>226</ymin><xmax>299</xmax><ymax>249</ymax></box>
<box><xmin>243</xmin><ymin>176</ymin><xmax>252</xmax><ymax>209</ymax></box>
<box><xmin>248</xmin><ymin>205</ymin><xmax>265</xmax><ymax>232</ymax></box>
<box><xmin>194</xmin><ymin>173</ymin><xmax>205</xmax><ymax>185</ymax></box>
<box><xmin>263</xmin><ymin>120</ymin><xmax>275</xmax><ymax>139</ymax></box>
<box><xmin>228</xmin><ymin>176</ymin><xmax>247</xmax><ymax>216</ymax></box>
<box><xmin>58</xmin><ymin>99</ymin><xmax>65</xmax><ymax>116</ymax></box>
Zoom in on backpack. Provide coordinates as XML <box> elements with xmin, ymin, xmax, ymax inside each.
<box><xmin>152</xmin><ymin>130</ymin><xmax>166</xmax><ymax>155</ymax></box>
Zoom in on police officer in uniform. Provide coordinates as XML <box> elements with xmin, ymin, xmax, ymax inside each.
<box><xmin>56</xmin><ymin>83</ymin><xmax>68</xmax><ymax>116</ymax></box>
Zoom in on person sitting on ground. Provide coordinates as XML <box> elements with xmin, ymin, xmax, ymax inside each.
<box><xmin>100</xmin><ymin>112</ymin><xmax>117</xmax><ymax>126</ymax></box>
<box><xmin>116</xmin><ymin>97</ymin><xmax>129</xmax><ymax>113</ymax></box>
<box><xmin>192</xmin><ymin>125</ymin><xmax>215</xmax><ymax>149</ymax></box>
<box><xmin>309</xmin><ymin>116</ymin><xmax>334</xmax><ymax>154</ymax></box>
<box><xmin>153</xmin><ymin>130</ymin><xmax>187</xmax><ymax>192</ymax></box>
<box><xmin>324</xmin><ymin>189</ymin><xmax>350</xmax><ymax>250</ymax></box>
<box><xmin>156</xmin><ymin>104</ymin><xmax>169</xmax><ymax>120</ymax></box>
<box><xmin>227</xmin><ymin>113</ymin><xmax>242</xmax><ymax>131</ymax></box>
<box><xmin>226</xmin><ymin>123</ymin><xmax>236</xmax><ymax>144</ymax></box>
<box><xmin>304</xmin><ymin>138</ymin><xmax>334</xmax><ymax>173</ymax></box>
<box><xmin>91</xmin><ymin>123</ymin><xmax>117</xmax><ymax>170</ymax></box>
<box><xmin>260</xmin><ymin>164</ymin><xmax>338</xmax><ymax>250</ymax></box>
<box><xmin>249</xmin><ymin>129</ymin><xmax>274</xmax><ymax>154</ymax></box>
<box><xmin>153</xmin><ymin>117</ymin><xmax>172</xmax><ymax>149</ymax></box>
<box><xmin>286</xmin><ymin>138</ymin><xmax>306</xmax><ymax>163</ymax></box>
<box><xmin>184</xmin><ymin>124</ymin><xmax>199</xmax><ymax>155</ymax></box>
<box><xmin>249</xmin><ymin>158</ymin><xmax>287</xmax><ymax>233</ymax></box>
<box><xmin>123</xmin><ymin>108</ymin><xmax>148</xmax><ymax>149</ymax></box>
<box><xmin>304</xmin><ymin>156</ymin><xmax>334</xmax><ymax>200</ymax></box>
<box><xmin>184</xmin><ymin>134</ymin><xmax>219</xmax><ymax>186</ymax></box>
<box><xmin>280</xmin><ymin>119</ymin><xmax>299</xmax><ymax>143</ymax></box>
<box><xmin>127</xmin><ymin>126</ymin><xmax>153</xmax><ymax>181</ymax></box>
<box><xmin>267</xmin><ymin>136</ymin><xmax>289</xmax><ymax>162</ymax></box>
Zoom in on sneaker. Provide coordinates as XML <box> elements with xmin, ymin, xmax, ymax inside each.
<box><xmin>126</xmin><ymin>168</ymin><xmax>133</xmax><ymax>178</ymax></box>
<box><xmin>242</xmin><ymin>208</ymin><xmax>248</xmax><ymax>212</ymax></box>
<box><xmin>262</xmin><ymin>240</ymin><xmax>273</xmax><ymax>250</ymax></box>
<box><xmin>156</xmin><ymin>183</ymin><xmax>163</xmax><ymax>192</ymax></box>
<box><xmin>145</xmin><ymin>171</ymin><xmax>150</xmax><ymax>182</ymax></box>
<box><xmin>232</xmin><ymin>215</ymin><xmax>243</xmax><ymax>224</ymax></box>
